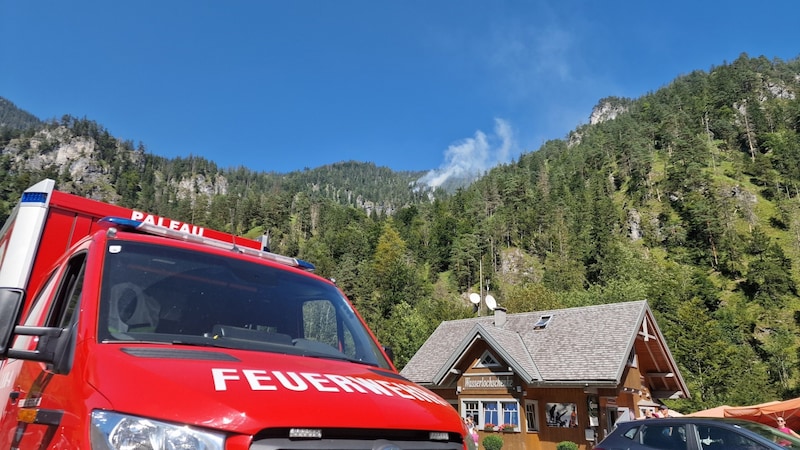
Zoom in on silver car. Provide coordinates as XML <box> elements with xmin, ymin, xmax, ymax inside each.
<box><xmin>595</xmin><ymin>417</ymin><xmax>800</xmax><ymax>450</ymax></box>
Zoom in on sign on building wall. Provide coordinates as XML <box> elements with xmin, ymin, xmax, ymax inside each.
<box><xmin>463</xmin><ymin>376</ymin><xmax>513</xmax><ymax>389</ymax></box>
<box><xmin>546</xmin><ymin>402</ymin><xmax>578</xmax><ymax>428</ymax></box>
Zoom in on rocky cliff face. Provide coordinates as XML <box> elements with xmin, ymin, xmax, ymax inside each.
<box><xmin>3</xmin><ymin>126</ymin><xmax>135</xmax><ymax>201</ymax></box>
<box><xmin>1</xmin><ymin>124</ymin><xmax>236</xmax><ymax>204</ymax></box>
<box><xmin>589</xmin><ymin>99</ymin><xmax>630</xmax><ymax>125</ymax></box>
<box><xmin>15</xmin><ymin>127</ymin><xmax>109</xmax><ymax>177</ymax></box>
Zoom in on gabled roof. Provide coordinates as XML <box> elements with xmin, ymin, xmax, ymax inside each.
<box><xmin>428</xmin><ymin>323</ymin><xmax>542</xmax><ymax>386</ymax></box>
<box><xmin>400</xmin><ymin>300</ymin><xmax>688</xmax><ymax>399</ymax></box>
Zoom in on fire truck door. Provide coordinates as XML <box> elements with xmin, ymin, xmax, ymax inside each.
<box><xmin>0</xmin><ymin>253</ymin><xmax>86</xmax><ymax>449</ymax></box>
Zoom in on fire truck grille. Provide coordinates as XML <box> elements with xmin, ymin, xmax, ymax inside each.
<box><xmin>250</xmin><ymin>428</ymin><xmax>464</xmax><ymax>450</ymax></box>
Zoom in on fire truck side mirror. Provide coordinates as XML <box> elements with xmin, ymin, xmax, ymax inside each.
<box><xmin>47</xmin><ymin>321</ymin><xmax>77</xmax><ymax>375</ymax></box>
<box><xmin>0</xmin><ymin>288</ymin><xmax>25</xmax><ymax>355</ymax></box>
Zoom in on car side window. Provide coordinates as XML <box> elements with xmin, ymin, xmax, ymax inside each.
<box><xmin>698</xmin><ymin>425</ymin><xmax>769</xmax><ymax>450</ymax></box>
<box><xmin>9</xmin><ymin>253</ymin><xmax>85</xmax><ymax>353</ymax></box>
<box><xmin>623</xmin><ymin>426</ymin><xmax>639</xmax><ymax>440</ymax></box>
<box><xmin>11</xmin><ymin>271</ymin><xmax>60</xmax><ymax>352</ymax></box>
<box><xmin>641</xmin><ymin>424</ymin><xmax>687</xmax><ymax>450</ymax></box>
<box><xmin>51</xmin><ymin>253</ymin><xmax>87</xmax><ymax>328</ymax></box>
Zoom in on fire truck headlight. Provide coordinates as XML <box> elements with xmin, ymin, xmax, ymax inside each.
<box><xmin>91</xmin><ymin>410</ymin><xmax>225</xmax><ymax>450</ymax></box>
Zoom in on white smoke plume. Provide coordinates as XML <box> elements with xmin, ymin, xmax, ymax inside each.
<box><xmin>417</xmin><ymin>118</ymin><xmax>515</xmax><ymax>189</ymax></box>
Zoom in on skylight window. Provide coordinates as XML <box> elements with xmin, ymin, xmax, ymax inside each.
<box><xmin>533</xmin><ymin>315</ymin><xmax>552</xmax><ymax>330</ymax></box>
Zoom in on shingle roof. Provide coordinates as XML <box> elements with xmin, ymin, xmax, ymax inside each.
<box><xmin>401</xmin><ymin>300</ymin><xmax>651</xmax><ymax>386</ymax></box>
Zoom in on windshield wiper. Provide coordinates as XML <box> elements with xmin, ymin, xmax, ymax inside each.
<box><xmin>296</xmin><ymin>350</ymin><xmax>380</xmax><ymax>367</ymax></box>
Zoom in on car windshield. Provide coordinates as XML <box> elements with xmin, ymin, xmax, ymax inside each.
<box><xmin>97</xmin><ymin>240</ymin><xmax>391</xmax><ymax>369</ymax></box>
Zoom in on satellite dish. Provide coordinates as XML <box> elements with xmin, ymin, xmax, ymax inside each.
<box><xmin>469</xmin><ymin>293</ymin><xmax>481</xmax><ymax>304</ymax></box>
<box><xmin>485</xmin><ymin>294</ymin><xmax>497</xmax><ymax>311</ymax></box>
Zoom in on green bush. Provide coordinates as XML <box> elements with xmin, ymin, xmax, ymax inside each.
<box><xmin>482</xmin><ymin>434</ymin><xmax>504</xmax><ymax>450</ymax></box>
<box><xmin>556</xmin><ymin>441</ymin><xmax>579</xmax><ymax>450</ymax></box>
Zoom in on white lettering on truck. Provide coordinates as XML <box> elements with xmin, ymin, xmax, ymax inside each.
<box><xmin>130</xmin><ymin>211</ymin><xmax>205</xmax><ymax>236</ymax></box>
<box><xmin>211</xmin><ymin>368</ymin><xmax>447</xmax><ymax>405</ymax></box>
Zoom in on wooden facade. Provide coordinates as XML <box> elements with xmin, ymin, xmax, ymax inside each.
<box><xmin>401</xmin><ymin>301</ymin><xmax>689</xmax><ymax>450</ymax></box>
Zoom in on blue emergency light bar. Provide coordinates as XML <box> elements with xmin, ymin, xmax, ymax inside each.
<box><xmin>98</xmin><ymin>217</ymin><xmax>315</xmax><ymax>272</ymax></box>
<box><xmin>20</xmin><ymin>192</ymin><xmax>49</xmax><ymax>204</ymax></box>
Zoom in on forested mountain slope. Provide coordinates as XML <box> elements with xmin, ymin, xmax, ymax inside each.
<box><xmin>0</xmin><ymin>104</ymin><xmax>434</xmax><ymax>229</ymax></box>
<box><xmin>2</xmin><ymin>52</ymin><xmax>800</xmax><ymax>413</ymax></box>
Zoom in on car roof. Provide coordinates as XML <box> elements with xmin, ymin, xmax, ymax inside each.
<box><xmin>617</xmin><ymin>417</ymin><xmax>769</xmax><ymax>427</ymax></box>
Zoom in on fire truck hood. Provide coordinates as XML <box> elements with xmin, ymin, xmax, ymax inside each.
<box><xmin>88</xmin><ymin>344</ymin><xmax>461</xmax><ymax>435</ymax></box>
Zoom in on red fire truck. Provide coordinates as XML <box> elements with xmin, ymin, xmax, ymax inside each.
<box><xmin>0</xmin><ymin>179</ymin><xmax>467</xmax><ymax>449</ymax></box>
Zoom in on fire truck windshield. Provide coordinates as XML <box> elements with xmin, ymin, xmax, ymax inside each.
<box><xmin>97</xmin><ymin>240</ymin><xmax>391</xmax><ymax>369</ymax></box>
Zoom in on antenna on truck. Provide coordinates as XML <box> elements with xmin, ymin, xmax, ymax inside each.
<box><xmin>229</xmin><ymin>204</ymin><xmax>239</xmax><ymax>252</ymax></box>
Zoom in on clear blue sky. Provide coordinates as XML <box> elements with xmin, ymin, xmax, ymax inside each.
<box><xmin>3</xmin><ymin>1</ymin><xmax>799</xmax><ymax>183</ymax></box>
